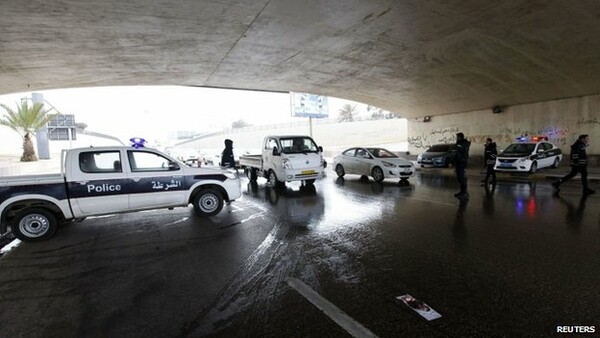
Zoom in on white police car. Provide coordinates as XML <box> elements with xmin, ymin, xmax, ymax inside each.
<box><xmin>494</xmin><ymin>136</ymin><xmax>562</xmax><ymax>173</ymax></box>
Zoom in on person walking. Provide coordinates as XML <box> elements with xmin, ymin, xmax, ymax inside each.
<box><xmin>454</xmin><ymin>132</ymin><xmax>471</xmax><ymax>200</ymax></box>
<box><xmin>220</xmin><ymin>139</ymin><xmax>235</xmax><ymax>168</ymax></box>
<box><xmin>481</xmin><ymin>138</ymin><xmax>497</xmax><ymax>186</ymax></box>
<box><xmin>552</xmin><ymin>134</ymin><xmax>595</xmax><ymax>195</ymax></box>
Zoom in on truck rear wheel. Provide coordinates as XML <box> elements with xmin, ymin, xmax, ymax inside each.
<box><xmin>193</xmin><ymin>189</ymin><xmax>224</xmax><ymax>217</ymax></box>
<box><xmin>11</xmin><ymin>208</ymin><xmax>58</xmax><ymax>242</ymax></box>
<box><xmin>246</xmin><ymin>167</ymin><xmax>258</xmax><ymax>182</ymax></box>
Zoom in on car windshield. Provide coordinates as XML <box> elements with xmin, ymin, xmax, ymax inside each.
<box><xmin>366</xmin><ymin>148</ymin><xmax>398</xmax><ymax>158</ymax></box>
<box><xmin>503</xmin><ymin>143</ymin><xmax>535</xmax><ymax>154</ymax></box>
<box><xmin>280</xmin><ymin>137</ymin><xmax>318</xmax><ymax>154</ymax></box>
<box><xmin>426</xmin><ymin>144</ymin><xmax>451</xmax><ymax>152</ymax></box>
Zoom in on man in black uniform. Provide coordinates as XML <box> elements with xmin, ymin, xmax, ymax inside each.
<box><xmin>481</xmin><ymin>138</ymin><xmax>497</xmax><ymax>186</ymax></box>
<box><xmin>553</xmin><ymin>134</ymin><xmax>595</xmax><ymax>194</ymax></box>
<box><xmin>220</xmin><ymin>139</ymin><xmax>235</xmax><ymax>168</ymax></box>
<box><xmin>454</xmin><ymin>132</ymin><xmax>471</xmax><ymax>200</ymax></box>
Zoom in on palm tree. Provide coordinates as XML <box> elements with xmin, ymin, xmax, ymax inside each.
<box><xmin>0</xmin><ymin>100</ymin><xmax>54</xmax><ymax>162</ymax></box>
<box><xmin>337</xmin><ymin>104</ymin><xmax>357</xmax><ymax>122</ymax></box>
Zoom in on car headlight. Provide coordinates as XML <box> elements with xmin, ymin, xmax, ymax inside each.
<box><xmin>282</xmin><ymin>158</ymin><xmax>293</xmax><ymax>169</ymax></box>
<box><xmin>382</xmin><ymin>161</ymin><xmax>396</xmax><ymax>168</ymax></box>
<box><xmin>432</xmin><ymin>157</ymin><xmax>443</xmax><ymax>162</ymax></box>
<box><xmin>223</xmin><ymin>170</ymin><xmax>238</xmax><ymax>179</ymax></box>
<box><xmin>417</xmin><ymin>155</ymin><xmax>422</xmax><ymax>161</ymax></box>
<box><xmin>517</xmin><ymin>158</ymin><xmax>527</xmax><ymax>163</ymax></box>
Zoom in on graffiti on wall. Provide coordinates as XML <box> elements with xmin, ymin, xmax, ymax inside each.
<box><xmin>494</xmin><ymin>126</ymin><xmax>570</xmax><ymax>146</ymax></box>
<box><xmin>409</xmin><ymin>124</ymin><xmax>572</xmax><ymax>152</ymax></box>
<box><xmin>408</xmin><ymin>126</ymin><xmax>459</xmax><ymax>149</ymax></box>
<box><xmin>577</xmin><ymin>117</ymin><xmax>600</xmax><ymax>125</ymax></box>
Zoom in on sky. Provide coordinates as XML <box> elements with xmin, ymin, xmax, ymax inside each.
<box><xmin>0</xmin><ymin>86</ymin><xmax>375</xmax><ymax>146</ymax></box>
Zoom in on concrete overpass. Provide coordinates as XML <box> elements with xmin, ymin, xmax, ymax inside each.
<box><xmin>2</xmin><ymin>1</ymin><xmax>600</xmax><ymax>155</ymax></box>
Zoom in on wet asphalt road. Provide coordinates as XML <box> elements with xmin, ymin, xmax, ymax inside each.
<box><xmin>0</xmin><ymin>169</ymin><xmax>599</xmax><ymax>337</ymax></box>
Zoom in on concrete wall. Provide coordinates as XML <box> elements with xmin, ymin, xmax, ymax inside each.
<box><xmin>177</xmin><ymin>119</ymin><xmax>408</xmax><ymax>157</ymax></box>
<box><xmin>407</xmin><ymin>94</ymin><xmax>600</xmax><ymax>165</ymax></box>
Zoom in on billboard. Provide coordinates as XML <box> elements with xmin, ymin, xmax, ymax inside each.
<box><xmin>290</xmin><ymin>92</ymin><xmax>329</xmax><ymax>118</ymax></box>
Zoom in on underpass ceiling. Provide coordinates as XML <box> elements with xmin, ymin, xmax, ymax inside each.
<box><xmin>1</xmin><ymin>0</ymin><xmax>599</xmax><ymax>118</ymax></box>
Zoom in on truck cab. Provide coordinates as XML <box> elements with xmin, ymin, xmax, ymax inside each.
<box><xmin>262</xmin><ymin>135</ymin><xmax>325</xmax><ymax>187</ymax></box>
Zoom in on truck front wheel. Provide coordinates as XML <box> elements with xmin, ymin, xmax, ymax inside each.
<box><xmin>193</xmin><ymin>189</ymin><xmax>224</xmax><ymax>217</ymax></box>
<box><xmin>268</xmin><ymin>170</ymin><xmax>285</xmax><ymax>189</ymax></box>
<box><xmin>11</xmin><ymin>208</ymin><xmax>58</xmax><ymax>242</ymax></box>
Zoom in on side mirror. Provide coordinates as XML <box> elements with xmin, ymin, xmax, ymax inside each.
<box><xmin>318</xmin><ymin>146</ymin><xmax>323</xmax><ymax>153</ymax></box>
<box><xmin>537</xmin><ymin>149</ymin><xmax>544</xmax><ymax>153</ymax></box>
<box><xmin>272</xmin><ymin>147</ymin><xmax>280</xmax><ymax>156</ymax></box>
<box><xmin>168</xmin><ymin>162</ymin><xmax>180</xmax><ymax>171</ymax></box>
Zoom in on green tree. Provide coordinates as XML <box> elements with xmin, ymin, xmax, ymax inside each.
<box><xmin>0</xmin><ymin>100</ymin><xmax>54</xmax><ymax>162</ymax></box>
<box><xmin>337</xmin><ymin>104</ymin><xmax>357</xmax><ymax>122</ymax></box>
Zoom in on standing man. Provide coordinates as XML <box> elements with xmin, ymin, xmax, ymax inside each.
<box><xmin>553</xmin><ymin>134</ymin><xmax>595</xmax><ymax>194</ymax></box>
<box><xmin>220</xmin><ymin>139</ymin><xmax>235</xmax><ymax>168</ymax></box>
<box><xmin>454</xmin><ymin>132</ymin><xmax>471</xmax><ymax>200</ymax></box>
<box><xmin>481</xmin><ymin>138</ymin><xmax>497</xmax><ymax>185</ymax></box>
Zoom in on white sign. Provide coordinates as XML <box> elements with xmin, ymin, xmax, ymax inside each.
<box><xmin>290</xmin><ymin>92</ymin><xmax>329</xmax><ymax>118</ymax></box>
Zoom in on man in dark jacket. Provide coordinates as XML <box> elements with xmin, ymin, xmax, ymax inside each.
<box><xmin>220</xmin><ymin>139</ymin><xmax>235</xmax><ymax>168</ymax></box>
<box><xmin>481</xmin><ymin>138</ymin><xmax>497</xmax><ymax>185</ymax></box>
<box><xmin>553</xmin><ymin>134</ymin><xmax>594</xmax><ymax>194</ymax></box>
<box><xmin>454</xmin><ymin>132</ymin><xmax>471</xmax><ymax>199</ymax></box>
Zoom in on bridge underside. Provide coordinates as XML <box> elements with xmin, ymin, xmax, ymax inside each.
<box><xmin>2</xmin><ymin>1</ymin><xmax>600</xmax><ymax>118</ymax></box>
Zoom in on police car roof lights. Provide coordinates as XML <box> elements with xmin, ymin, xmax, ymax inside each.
<box><xmin>130</xmin><ymin>137</ymin><xmax>146</xmax><ymax>148</ymax></box>
<box><xmin>516</xmin><ymin>135</ymin><xmax>548</xmax><ymax>142</ymax></box>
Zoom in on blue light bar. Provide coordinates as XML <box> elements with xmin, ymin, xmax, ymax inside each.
<box><xmin>130</xmin><ymin>137</ymin><xmax>146</xmax><ymax>148</ymax></box>
<box><xmin>516</xmin><ymin>136</ymin><xmax>528</xmax><ymax>142</ymax></box>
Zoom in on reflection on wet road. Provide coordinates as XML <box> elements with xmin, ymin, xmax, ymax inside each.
<box><xmin>185</xmin><ymin>173</ymin><xmax>600</xmax><ymax>337</ymax></box>
<box><xmin>1</xmin><ymin>171</ymin><xmax>599</xmax><ymax>337</ymax></box>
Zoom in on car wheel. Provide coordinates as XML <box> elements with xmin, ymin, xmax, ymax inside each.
<box><xmin>268</xmin><ymin>170</ymin><xmax>285</xmax><ymax>189</ymax></box>
<box><xmin>193</xmin><ymin>189</ymin><xmax>224</xmax><ymax>217</ymax></box>
<box><xmin>11</xmin><ymin>208</ymin><xmax>58</xmax><ymax>242</ymax></box>
<box><xmin>444</xmin><ymin>158</ymin><xmax>450</xmax><ymax>168</ymax></box>
<box><xmin>552</xmin><ymin>157</ymin><xmax>560</xmax><ymax>168</ymax></box>
<box><xmin>530</xmin><ymin>161</ymin><xmax>538</xmax><ymax>173</ymax></box>
<box><xmin>372</xmin><ymin>166</ymin><xmax>384</xmax><ymax>182</ymax></box>
<box><xmin>335</xmin><ymin>164</ymin><xmax>345</xmax><ymax>177</ymax></box>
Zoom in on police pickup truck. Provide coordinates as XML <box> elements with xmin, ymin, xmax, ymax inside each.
<box><xmin>0</xmin><ymin>146</ymin><xmax>241</xmax><ymax>242</ymax></box>
<box><xmin>239</xmin><ymin>135</ymin><xmax>326</xmax><ymax>187</ymax></box>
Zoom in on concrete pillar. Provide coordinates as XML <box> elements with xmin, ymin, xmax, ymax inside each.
<box><xmin>32</xmin><ymin>92</ymin><xmax>50</xmax><ymax>159</ymax></box>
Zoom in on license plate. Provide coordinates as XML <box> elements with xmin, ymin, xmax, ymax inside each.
<box><xmin>499</xmin><ymin>163</ymin><xmax>512</xmax><ymax>167</ymax></box>
<box><xmin>301</xmin><ymin>170</ymin><xmax>315</xmax><ymax>175</ymax></box>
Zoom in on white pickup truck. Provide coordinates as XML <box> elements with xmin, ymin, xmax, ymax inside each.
<box><xmin>0</xmin><ymin>146</ymin><xmax>242</xmax><ymax>242</ymax></box>
<box><xmin>239</xmin><ymin>135</ymin><xmax>326</xmax><ymax>187</ymax></box>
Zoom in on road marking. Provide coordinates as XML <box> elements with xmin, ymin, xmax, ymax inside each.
<box><xmin>286</xmin><ymin>277</ymin><xmax>379</xmax><ymax>338</ymax></box>
<box><xmin>0</xmin><ymin>239</ymin><xmax>21</xmax><ymax>256</ymax></box>
<box><xmin>162</xmin><ymin>217</ymin><xmax>188</xmax><ymax>226</ymax></box>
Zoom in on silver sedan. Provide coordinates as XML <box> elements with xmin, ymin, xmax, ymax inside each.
<box><xmin>333</xmin><ymin>147</ymin><xmax>415</xmax><ymax>183</ymax></box>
